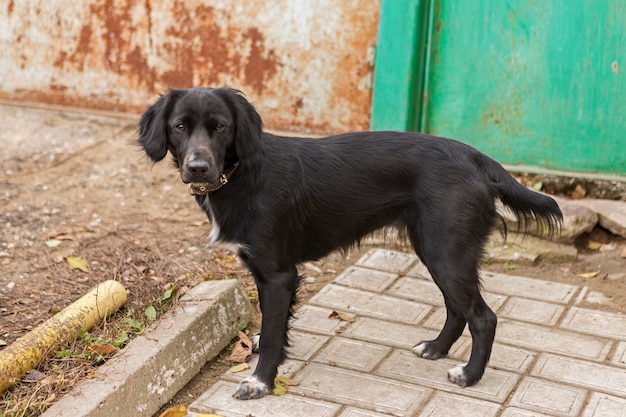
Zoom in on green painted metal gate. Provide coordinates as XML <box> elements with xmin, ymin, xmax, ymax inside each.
<box><xmin>371</xmin><ymin>0</ymin><xmax>626</xmax><ymax>176</ymax></box>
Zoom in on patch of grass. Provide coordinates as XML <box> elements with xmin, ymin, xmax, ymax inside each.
<box><xmin>0</xmin><ymin>282</ymin><xmax>182</xmax><ymax>417</ymax></box>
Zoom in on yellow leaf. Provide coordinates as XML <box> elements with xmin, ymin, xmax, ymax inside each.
<box><xmin>579</xmin><ymin>271</ymin><xmax>599</xmax><ymax>279</ymax></box>
<box><xmin>230</xmin><ymin>362</ymin><xmax>251</xmax><ymax>373</ymax></box>
<box><xmin>272</xmin><ymin>375</ymin><xmax>298</xmax><ymax>396</ymax></box>
<box><xmin>587</xmin><ymin>241</ymin><xmax>603</xmax><ymax>250</ymax></box>
<box><xmin>276</xmin><ymin>375</ymin><xmax>299</xmax><ymax>386</ymax></box>
<box><xmin>272</xmin><ymin>381</ymin><xmax>287</xmax><ymax>396</ymax></box>
<box><xmin>158</xmin><ymin>404</ymin><xmax>187</xmax><ymax>417</ymax></box>
<box><xmin>328</xmin><ymin>310</ymin><xmax>356</xmax><ymax>322</ymax></box>
<box><xmin>45</xmin><ymin>239</ymin><xmax>62</xmax><ymax>248</ymax></box>
<box><xmin>66</xmin><ymin>256</ymin><xmax>89</xmax><ymax>273</ymax></box>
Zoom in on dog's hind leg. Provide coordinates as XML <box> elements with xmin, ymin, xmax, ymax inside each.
<box><xmin>233</xmin><ymin>263</ymin><xmax>298</xmax><ymax>400</ymax></box>
<box><xmin>446</xmin><ymin>291</ymin><xmax>496</xmax><ymax>387</ymax></box>
<box><xmin>412</xmin><ymin>293</ymin><xmax>467</xmax><ymax>360</ymax></box>
<box><xmin>416</xmin><ymin>261</ymin><xmax>496</xmax><ymax>386</ymax></box>
<box><xmin>409</xmin><ymin>211</ymin><xmax>497</xmax><ymax>387</ymax></box>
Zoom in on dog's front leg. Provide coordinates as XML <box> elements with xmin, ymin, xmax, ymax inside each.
<box><xmin>233</xmin><ymin>266</ymin><xmax>298</xmax><ymax>400</ymax></box>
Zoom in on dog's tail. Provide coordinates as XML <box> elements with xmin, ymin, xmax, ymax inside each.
<box><xmin>477</xmin><ymin>153</ymin><xmax>563</xmax><ymax>236</ymax></box>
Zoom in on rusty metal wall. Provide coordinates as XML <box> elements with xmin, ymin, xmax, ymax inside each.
<box><xmin>0</xmin><ymin>0</ymin><xmax>380</xmax><ymax>133</ymax></box>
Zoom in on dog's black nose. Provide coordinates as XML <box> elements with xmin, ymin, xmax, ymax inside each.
<box><xmin>188</xmin><ymin>160</ymin><xmax>210</xmax><ymax>176</ymax></box>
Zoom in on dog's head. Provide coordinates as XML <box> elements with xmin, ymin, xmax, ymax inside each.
<box><xmin>138</xmin><ymin>87</ymin><xmax>263</xmax><ymax>185</ymax></box>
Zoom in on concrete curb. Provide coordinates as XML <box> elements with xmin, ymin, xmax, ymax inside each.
<box><xmin>41</xmin><ymin>279</ymin><xmax>251</xmax><ymax>417</ymax></box>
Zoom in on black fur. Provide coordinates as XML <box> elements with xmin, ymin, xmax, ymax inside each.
<box><xmin>138</xmin><ymin>87</ymin><xmax>562</xmax><ymax>399</ymax></box>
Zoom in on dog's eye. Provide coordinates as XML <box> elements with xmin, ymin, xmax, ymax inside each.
<box><xmin>175</xmin><ymin>123</ymin><xmax>186</xmax><ymax>132</ymax></box>
<box><xmin>215</xmin><ymin>124</ymin><xmax>225</xmax><ymax>132</ymax></box>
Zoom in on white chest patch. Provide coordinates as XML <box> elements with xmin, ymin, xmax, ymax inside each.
<box><xmin>203</xmin><ymin>199</ymin><xmax>243</xmax><ymax>252</ymax></box>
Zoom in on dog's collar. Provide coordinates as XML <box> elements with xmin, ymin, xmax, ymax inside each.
<box><xmin>187</xmin><ymin>161</ymin><xmax>240</xmax><ymax>196</ymax></box>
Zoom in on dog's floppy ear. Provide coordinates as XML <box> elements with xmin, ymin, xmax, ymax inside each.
<box><xmin>138</xmin><ymin>90</ymin><xmax>181</xmax><ymax>162</ymax></box>
<box><xmin>215</xmin><ymin>88</ymin><xmax>264</xmax><ymax>161</ymax></box>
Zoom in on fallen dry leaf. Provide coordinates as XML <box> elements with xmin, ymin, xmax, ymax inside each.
<box><xmin>579</xmin><ymin>271</ymin><xmax>599</xmax><ymax>279</ymax></box>
<box><xmin>272</xmin><ymin>375</ymin><xmax>299</xmax><ymax>396</ymax></box>
<box><xmin>227</xmin><ymin>331</ymin><xmax>253</xmax><ymax>363</ymax></box>
<box><xmin>47</xmin><ymin>230</ymin><xmax>73</xmax><ymax>240</ymax></box>
<box><xmin>587</xmin><ymin>241</ymin><xmax>603</xmax><ymax>250</ymax></box>
<box><xmin>65</xmin><ymin>256</ymin><xmax>89</xmax><ymax>273</ymax></box>
<box><xmin>87</xmin><ymin>344</ymin><xmax>117</xmax><ymax>356</ymax></box>
<box><xmin>230</xmin><ymin>362</ymin><xmax>251</xmax><ymax>373</ymax></box>
<box><xmin>276</xmin><ymin>375</ymin><xmax>299</xmax><ymax>386</ymax></box>
<box><xmin>158</xmin><ymin>404</ymin><xmax>187</xmax><ymax>417</ymax></box>
<box><xmin>328</xmin><ymin>310</ymin><xmax>357</xmax><ymax>323</ymax></box>
<box><xmin>45</xmin><ymin>239</ymin><xmax>63</xmax><ymax>248</ymax></box>
<box><xmin>571</xmin><ymin>183</ymin><xmax>587</xmax><ymax>199</ymax></box>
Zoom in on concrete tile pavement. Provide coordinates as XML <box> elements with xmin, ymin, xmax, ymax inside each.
<box><xmin>190</xmin><ymin>248</ymin><xmax>626</xmax><ymax>417</ymax></box>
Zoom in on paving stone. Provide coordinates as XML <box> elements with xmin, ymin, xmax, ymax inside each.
<box><xmin>575</xmin><ymin>286</ymin><xmax>613</xmax><ymax>305</ymax></box>
<box><xmin>313</xmin><ymin>337</ymin><xmax>391</xmax><ymax>372</ymax></box>
<box><xmin>337</xmin><ymin>407</ymin><xmax>391</xmax><ymax>417</ymax></box>
<box><xmin>418</xmin><ymin>392</ymin><xmax>500</xmax><ymax>417</ymax></box>
<box><xmin>560</xmin><ymin>307</ymin><xmax>626</xmax><ymax>341</ymax></box>
<box><xmin>480</xmin><ymin>271</ymin><xmax>578</xmax><ymax>303</ymax></box>
<box><xmin>309</xmin><ymin>284</ymin><xmax>432</xmax><ymax>325</ymax></box>
<box><xmin>611</xmin><ymin>341</ymin><xmax>626</xmax><ymax>368</ymax></box>
<box><xmin>388</xmin><ymin>276</ymin><xmax>506</xmax><ymax>310</ymax></box>
<box><xmin>497</xmin><ymin>320</ymin><xmax>612</xmax><ymax>361</ymax></box>
<box><xmin>293</xmin><ymin>363</ymin><xmax>432</xmax><ymax>415</ymax></box>
<box><xmin>500</xmin><ymin>408</ymin><xmax>556</xmax><ymax>417</ymax></box>
<box><xmin>386</xmin><ymin>276</ymin><xmax>445</xmax><ymax>306</ymax></box>
<box><xmin>291</xmin><ymin>305</ymin><xmax>346</xmax><ymax>335</ymax></box>
<box><xmin>473</xmin><ymin>343</ymin><xmax>536</xmax><ymax>374</ymax></box>
<box><xmin>532</xmin><ymin>353</ymin><xmax>626</xmax><ymax>397</ymax></box>
<box><xmin>355</xmin><ymin>248</ymin><xmax>418</xmax><ymax>272</ymax></box>
<box><xmin>508</xmin><ymin>377</ymin><xmax>587</xmax><ymax>417</ymax></box>
<box><xmin>406</xmin><ymin>261</ymin><xmax>431</xmax><ymax>279</ymax></box>
<box><xmin>376</xmin><ymin>349</ymin><xmax>519</xmax><ymax>403</ymax></box>
<box><xmin>190</xmin><ymin>380</ymin><xmax>341</xmax><ymax>417</ymax></box>
<box><xmin>288</xmin><ymin>330</ymin><xmax>330</xmax><ymax>361</ymax></box>
<box><xmin>499</xmin><ymin>297</ymin><xmax>565</xmax><ymax>326</ymax></box>
<box><xmin>407</xmin><ymin>266</ymin><xmax>580</xmax><ymax>305</ymax></box>
<box><xmin>582</xmin><ymin>392</ymin><xmax>626</xmax><ymax>417</ymax></box>
<box><xmin>341</xmin><ymin>316</ymin><xmax>470</xmax><ymax>357</ymax></box>
<box><xmin>334</xmin><ymin>266</ymin><xmax>399</xmax><ymax>293</ymax></box>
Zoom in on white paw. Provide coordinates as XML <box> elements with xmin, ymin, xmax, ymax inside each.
<box><xmin>412</xmin><ymin>342</ymin><xmax>427</xmax><ymax>357</ymax></box>
<box><xmin>447</xmin><ymin>364</ymin><xmax>468</xmax><ymax>386</ymax></box>
<box><xmin>233</xmin><ymin>375</ymin><xmax>269</xmax><ymax>400</ymax></box>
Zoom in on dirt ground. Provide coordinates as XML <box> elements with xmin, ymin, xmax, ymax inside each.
<box><xmin>0</xmin><ymin>104</ymin><xmax>624</xmax><ymax>416</ymax></box>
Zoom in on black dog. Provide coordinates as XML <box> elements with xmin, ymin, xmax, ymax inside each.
<box><xmin>138</xmin><ymin>87</ymin><xmax>562</xmax><ymax>400</ymax></box>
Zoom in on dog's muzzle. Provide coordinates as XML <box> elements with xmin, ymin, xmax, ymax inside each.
<box><xmin>186</xmin><ymin>161</ymin><xmax>240</xmax><ymax>195</ymax></box>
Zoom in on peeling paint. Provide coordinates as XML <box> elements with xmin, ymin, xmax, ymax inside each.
<box><xmin>0</xmin><ymin>1</ymin><xmax>380</xmax><ymax>133</ymax></box>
